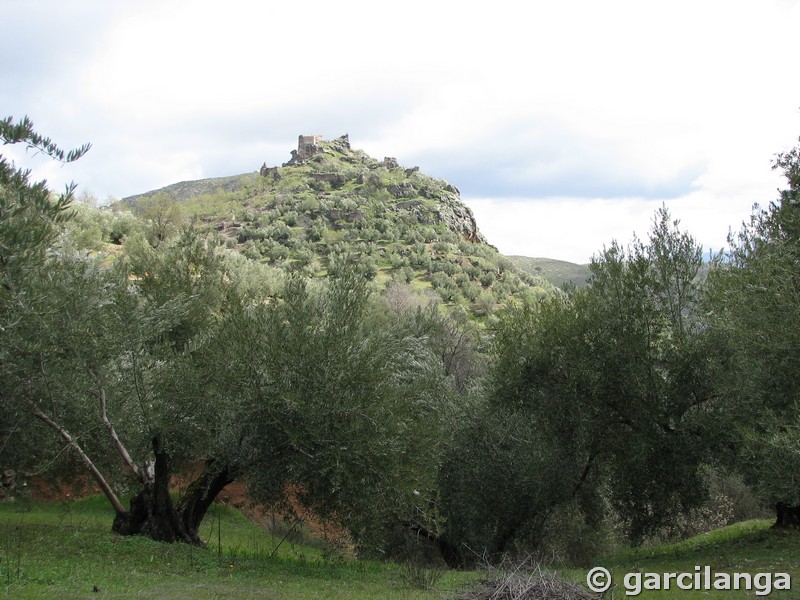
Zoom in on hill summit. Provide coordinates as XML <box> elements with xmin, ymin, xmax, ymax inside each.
<box><xmin>123</xmin><ymin>134</ymin><xmax>552</xmax><ymax>316</ymax></box>
<box><xmin>273</xmin><ymin>133</ymin><xmax>488</xmax><ymax>246</ymax></box>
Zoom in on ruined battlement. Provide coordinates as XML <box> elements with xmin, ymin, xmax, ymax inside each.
<box><xmin>279</xmin><ymin>134</ymin><xmax>352</xmax><ymax>167</ymax></box>
<box><xmin>297</xmin><ymin>134</ymin><xmax>324</xmax><ymax>159</ymax></box>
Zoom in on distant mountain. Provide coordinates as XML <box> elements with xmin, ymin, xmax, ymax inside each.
<box><xmin>509</xmin><ymin>256</ymin><xmax>591</xmax><ymax>288</ymax></box>
<box><xmin>123</xmin><ymin>134</ymin><xmax>555</xmax><ymax>317</ymax></box>
<box><xmin>125</xmin><ymin>172</ymin><xmax>252</xmax><ymax>204</ymax></box>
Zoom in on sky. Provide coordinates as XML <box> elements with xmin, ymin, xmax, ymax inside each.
<box><xmin>3</xmin><ymin>0</ymin><xmax>800</xmax><ymax>264</ymax></box>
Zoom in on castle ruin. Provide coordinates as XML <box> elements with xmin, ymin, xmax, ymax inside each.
<box><xmin>273</xmin><ymin>133</ymin><xmax>352</xmax><ymax>169</ymax></box>
<box><xmin>297</xmin><ymin>134</ymin><xmax>324</xmax><ymax>160</ymax></box>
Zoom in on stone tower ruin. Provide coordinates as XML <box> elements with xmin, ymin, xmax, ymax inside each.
<box><xmin>297</xmin><ymin>135</ymin><xmax>323</xmax><ymax>160</ymax></box>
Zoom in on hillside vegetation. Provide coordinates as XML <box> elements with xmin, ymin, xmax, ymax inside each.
<box><xmin>120</xmin><ymin>134</ymin><xmax>552</xmax><ymax>316</ymax></box>
<box><xmin>508</xmin><ymin>256</ymin><xmax>591</xmax><ymax>288</ymax></box>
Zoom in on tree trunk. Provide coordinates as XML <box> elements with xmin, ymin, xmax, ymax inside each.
<box><xmin>31</xmin><ymin>401</ymin><xmax>233</xmax><ymax>546</ymax></box>
<box><xmin>175</xmin><ymin>460</ymin><xmax>234</xmax><ymax>537</ymax></box>
<box><xmin>112</xmin><ymin>436</ymin><xmax>233</xmax><ymax>545</ymax></box>
<box><xmin>405</xmin><ymin>518</ymin><xmax>463</xmax><ymax>569</ymax></box>
<box><xmin>773</xmin><ymin>502</ymin><xmax>800</xmax><ymax>528</ymax></box>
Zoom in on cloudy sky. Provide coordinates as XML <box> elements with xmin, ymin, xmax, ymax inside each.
<box><xmin>3</xmin><ymin>0</ymin><xmax>800</xmax><ymax>263</ymax></box>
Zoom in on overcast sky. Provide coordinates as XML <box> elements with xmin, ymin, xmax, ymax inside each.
<box><xmin>3</xmin><ymin>0</ymin><xmax>800</xmax><ymax>263</ymax></box>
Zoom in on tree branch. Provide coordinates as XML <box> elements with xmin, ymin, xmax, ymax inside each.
<box><xmin>30</xmin><ymin>403</ymin><xmax>128</xmax><ymax>516</ymax></box>
<box><xmin>94</xmin><ymin>387</ymin><xmax>148</xmax><ymax>484</ymax></box>
<box><xmin>571</xmin><ymin>451</ymin><xmax>596</xmax><ymax>497</ymax></box>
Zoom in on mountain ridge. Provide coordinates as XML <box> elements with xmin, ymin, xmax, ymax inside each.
<box><xmin>508</xmin><ymin>255</ymin><xmax>591</xmax><ymax>288</ymax></box>
<box><xmin>124</xmin><ymin>172</ymin><xmax>259</xmax><ymax>205</ymax></box>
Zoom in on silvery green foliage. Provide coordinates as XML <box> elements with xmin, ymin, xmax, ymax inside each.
<box><xmin>440</xmin><ymin>207</ymin><xmax>712</xmax><ymax>562</ymax></box>
<box><xmin>705</xmin><ymin>140</ymin><xmax>800</xmax><ymax>510</ymax></box>
<box><xmin>0</xmin><ymin>115</ymin><xmax>89</xmax><ymax>330</ymax></box>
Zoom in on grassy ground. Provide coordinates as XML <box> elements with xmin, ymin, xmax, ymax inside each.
<box><xmin>0</xmin><ymin>496</ymin><xmax>476</xmax><ymax>599</ymax></box>
<box><xmin>3</xmin><ymin>497</ymin><xmax>799</xmax><ymax>599</ymax></box>
<box><xmin>566</xmin><ymin>519</ymin><xmax>800</xmax><ymax>598</ymax></box>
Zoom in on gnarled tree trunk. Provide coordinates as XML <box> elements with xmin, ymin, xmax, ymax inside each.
<box><xmin>176</xmin><ymin>460</ymin><xmax>234</xmax><ymax>539</ymax></box>
<box><xmin>32</xmin><ymin>401</ymin><xmax>234</xmax><ymax>546</ymax></box>
<box><xmin>405</xmin><ymin>518</ymin><xmax>463</xmax><ymax>569</ymax></box>
<box><xmin>112</xmin><ymin>436</ymin><xmax>233</xmax><ymax>545</ymax></box>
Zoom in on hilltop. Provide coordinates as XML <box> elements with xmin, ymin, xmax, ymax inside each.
<box><xmin>123</xmin><ymin>134</ymin><xmax>553</xmax><ymax>316</ymax></box>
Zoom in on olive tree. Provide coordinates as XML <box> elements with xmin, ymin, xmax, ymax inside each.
<box><xmin>204</xmin><ymin>266</ymin><xmax>455</xmax><ymax>555</ymax></box>
<box><xmin>4</xmin><ymin>215</ymin><xmax>453</xmax><ymax>549</ymax></box>
<box><xmin>438</xmin><ymin>208</ymin><xmax>716</xmax><ymax>564</ymax></box>
<box><xmin>705</xmin><ymin>141</ymin><xmax>800</xmax><ymax>526</ymax></box>
<box><xmin>2</xmin><ymin>227</ymin><xmax>244</xmax><ymax>542</ymax></box>
<box><xmin>0</xmin><ymin>115</ymin><xmax>89</xmax><ymax>330</ymax></box>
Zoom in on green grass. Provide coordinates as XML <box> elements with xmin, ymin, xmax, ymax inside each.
<box><xmin>0</xmin><ymin>497</ymin><xmax>476</xmax><ymax>599</ymax></box>
<box><xmin>565</xmin><ymin>520</ymin><xmax>800</xmax><ymax>598</ymax></box>
<box><xmin>4</xmin><ymin>498</ymin><xmax>798</xmax><ymax>599</ymax></box>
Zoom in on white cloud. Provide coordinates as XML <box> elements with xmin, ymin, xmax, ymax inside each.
<box><xmin>4</xmin><ymin>0</ymin><xmax>800</xmax><ymax>260</ymax></box>
<box><xmin>465</xmin><ymin>183</ymin><xmax>774</xmax><ymax>265</ymax></box>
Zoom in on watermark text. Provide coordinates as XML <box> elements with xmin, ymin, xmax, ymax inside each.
<box><xmin>586</xmin><ymin>565</ymin><xmax>791</xmax><ymax>596</ymax></box>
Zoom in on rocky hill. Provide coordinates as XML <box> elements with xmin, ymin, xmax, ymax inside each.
<box><xmin>123</xmin><ymin>134</ymin><xmax>553</xmax><ymax>316</ymax></box>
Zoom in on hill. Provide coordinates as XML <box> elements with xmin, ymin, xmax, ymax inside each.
<box><xmin>508</xmin><ymin>255</ymin><xmax>591</xmax><ymax>288</ymax></box>
<box><xmin>122</xmin><ymin>134</ymin><xmax>554</xmax><ymax>316</ymax></box>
